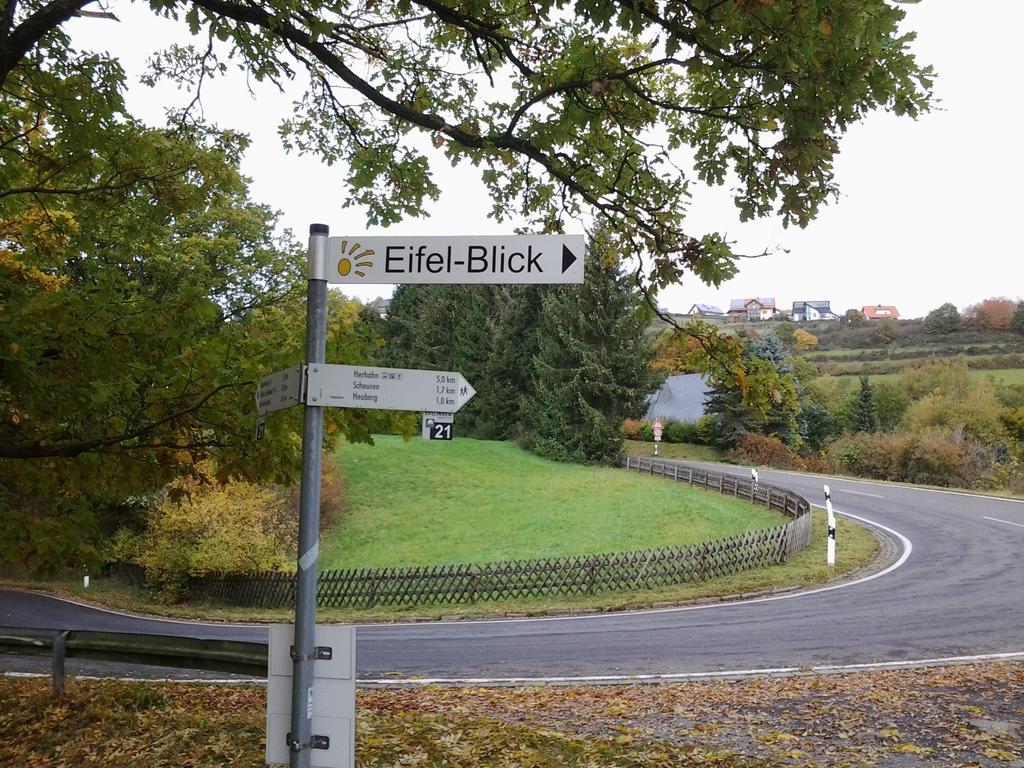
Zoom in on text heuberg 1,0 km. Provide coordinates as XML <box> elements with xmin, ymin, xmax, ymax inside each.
<box><xmin>327</xmin><ymin>235</ymin><xmax>584</xmax><ymax>285</ymax></box>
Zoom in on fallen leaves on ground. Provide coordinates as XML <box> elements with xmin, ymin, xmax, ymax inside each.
<box><xmin>1</xmin><ymin>662</ymin><xmax>1021</xmax><ymax>766</ymax></box>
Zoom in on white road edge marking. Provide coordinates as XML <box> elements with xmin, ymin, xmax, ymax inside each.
<box><xmin>984</xmin><ymin>516</ymin><xmax>1024</xmax><ymax>529</ymax></box>
<box><xmin>3</xmin><ymin>508</ymin><xmax>913</xmax><ymax>630</ymax></box>
<box><xmin>843</xmin><ymin>490</ymin><xmax>884</xmax><ymax>498</ymax></box>
<box><xmin>357</xmin><ymin>651</ymin><xmax>1024</xmax><ymax>686</ymax></box>
<box><xmin>6</xmin><ymin>651</ymin><xmax>1024</xmax><ymax>687</ymax></box>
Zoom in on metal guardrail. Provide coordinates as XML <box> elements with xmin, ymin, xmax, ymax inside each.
<box><xmin>0</xmin><ymin>627</ymin><xmax>267</xmax><ymax>695</ymax></box>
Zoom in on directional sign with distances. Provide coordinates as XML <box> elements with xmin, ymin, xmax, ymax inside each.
<box><xmin>257</xmin><ymin>366</ymin><xmax>304</xmax><ymax>415</ymax></box>
<box><xmin>326</xmin><ymin>235</ymin><xmax>584</xmax><ymax>285</ymax></box>
<box><xmin>305</xmin><ymin>364</ymin><xmax>475</xmax><ymax>413</ymax></box>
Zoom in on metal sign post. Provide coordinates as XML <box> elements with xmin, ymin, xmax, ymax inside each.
<box><xmin>289</xmin><ymin>223</ymin><xmax>330</xmax><ymax>768</ymax></box>
<box><xmin>260</xmin><ymin>224</ymin><xmax>585</xmax><ymax>767</ymax></box>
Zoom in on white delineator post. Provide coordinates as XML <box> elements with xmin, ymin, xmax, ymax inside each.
<box><xmin>824</xmin><ymin>484</ymin><xmax>836</xmax><ymax>566</ymax></box>
<box><xmin>750</xmin><ymin>468</ymin><xmax>759</xmax><ymax>505</ymax></box>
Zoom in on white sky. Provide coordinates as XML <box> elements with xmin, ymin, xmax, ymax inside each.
<box><xmin>69</xmin><ymin>2</ymin><xmax>1023</xmax><ymax>318</ymax></box>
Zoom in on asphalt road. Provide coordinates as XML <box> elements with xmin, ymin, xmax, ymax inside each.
<box><xmin>3</xmin><ymin>462</ymin><xmax>1023</xmax><ymax>682</ymax></box>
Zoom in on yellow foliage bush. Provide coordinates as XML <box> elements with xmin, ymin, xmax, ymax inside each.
<box><xmin>123</xmin><ymin>468</ymin><xmax>292</xmax><ymax>599</ymax></box>
<box><xmin>793</xmin><ymin>328</ymin><xmax>818</xmax><ymax>351</ymax></box>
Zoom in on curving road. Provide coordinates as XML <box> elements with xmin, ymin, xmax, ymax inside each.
<box><xmin>2</xmin><ymin>462</ymin><xmax>1023</xmax><ymax>682</ymax></box>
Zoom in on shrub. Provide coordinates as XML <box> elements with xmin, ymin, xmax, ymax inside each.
<box><xmin>639</xmin><ymin>421</ymin><xmax>655</xmax><ymax>441</ymax></box>
<box><xmin>793</xmin><ymin>328</ymin><xmax>818</xmax><ymax>351</ymax></box>
<box><xmin>964</xmin><ymin>297</ymin><xmax>1017</xmax><ymax>330</ymax></box>
<box><xmin>694</xmin><ymin>415</ymin><xmax>717</xmax><ymax>446</ymax></box>
<box><xmin>874</xmin><ymin>380</ymin><xmax>911</xmax><ymax>431</ymax></box>
<box><xmin>121</xmin><ymin>467</ymin><xmax>294</xmax><ymax>601</ymax></box>
<box><xmin>828</xmin><ymin>432</ymin><xmax>916</xmax><ymax>482</ymax></box>
<box><xmin>905</xmin><ymin>429</ymin><xmax>965</xmax><ymax>486</ymax></box>
<box><xmin>664</xmin><ymin>420</ymin><xmax>697</xmax><ymax>443</ymax></box>
<box><xmin>826</xmin><ymin>428</ymin><xmax>1009</xmax><ymax>489</ymax></box>
<box><xmin>286</xmin><ymin>456</ymin><xmax>345</xmax><ymax>533</ymax></box>
<box><xmin>922</xmin><ymin>302</ymin><xmax>961</xmax><ymax>335</ymax></box>
<box><xmin>902</xmin><ymin>378</ymin><xmax>1006</xmax><ymax>444</ymax></box>
<box><xmin>729</xmin><ymin>433</ymin><xmax>804</xmax><ymax>470</ymax></box>
<box><xmin>622</xmin><ymin>419</ymin><xmax>644</xmax><ymax>440</ymax></box>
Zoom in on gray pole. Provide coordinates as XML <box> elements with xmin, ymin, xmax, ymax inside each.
<box><xmin>290</xmin><ymin>223</ymin><xmax>329</xmax><ymax>768</ymax></box>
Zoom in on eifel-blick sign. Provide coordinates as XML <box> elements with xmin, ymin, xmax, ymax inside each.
<box><xmin>326</xmin><ymin>235</ymin><xmax>584</xmax><ymax>285</ymax></box>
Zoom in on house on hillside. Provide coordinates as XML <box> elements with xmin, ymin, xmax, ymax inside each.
<box><xmin>646</xmin><ymin>373</ymin><xmax>710</xmax><ymax>423</ymax></box>
<box><xmin>792</xmin><ymin>300</ymin><xmax>840</xmax><ymax>322</ymax></box>
<box><xmin>862</xmin><ymin>305</ymin><xmax>900</xmax><ymax>320</ymax></box>
<box><xmin>728</xmin><ymin>297</ymin><xmax>776</xmax><ymax>321</ymax></box>
<box><xmin>686</xmin><ymin>303</ymin><xmax>726</xmax><ymax>317</ymax></box>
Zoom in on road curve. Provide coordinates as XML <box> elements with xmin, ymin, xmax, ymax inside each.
<box><xmin>2</xmin><ymin>462</ymin><xmax>1023</xmax><ymax>682</ymax></box>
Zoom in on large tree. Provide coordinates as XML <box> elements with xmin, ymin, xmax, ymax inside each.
<box><xmin>704</xmin><ymin>330</ymin><xmax>799</xmax><ymax>448</ymax></box>
<box><xmin>3</xmin><ymin>0</ymin><xmax>933</xmax><ymax>297</ymax></box>
<box><xmin>3</xmin><ymin>1</ymin><xmax>935</xmax><ymax>464</ymax></box>
<box><xmin>523</xmin><ymin>239</ymin><xmax>661</xmax><ymax>463</ymax></box>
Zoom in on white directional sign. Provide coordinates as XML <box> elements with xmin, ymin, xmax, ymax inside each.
<box><xmin>326</xmin><ymin>235</ymin><xmax>584</xmax><ymax>285</ymax></box>
<box><xmin>257</xmin><ymin>366</ymin><xmax>304</xmax><ymax>415</ymax></box>
<box><xmin>305</xmin><ymin>364</ymin><xmax>475</xmax><ymax>413</ymax></box>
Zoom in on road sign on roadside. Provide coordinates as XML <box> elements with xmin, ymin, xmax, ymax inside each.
<box><xmin>305</xmin><ymin>364</ymin><xmax>475</xmax><ymax>413</ymax></box>
<box><xmin>422</xmin><ymin>411</ymin><xmax>454</xmax><ymax>440</ymax></box>
<box><xmin>326</xmin><ymin>235</ymin><xmax>584</xmax><ymax>285</ymax></box>
<box><xmin>653</xmin><ymin>417</ymin><xmax>663</xmax><ymax>441</ymax></box>
<box><xmin>257</xmin><ymin>366</ymin><xmax>304</xmax><ymax>415</ymax></box>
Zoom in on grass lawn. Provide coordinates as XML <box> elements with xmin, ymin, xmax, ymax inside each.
<box><xmin>320</xmin><ymin>436</ymin><xmax>782</xmax><ymax>569</ymax></box>
<box><xmin>6</xmin><ymin>506</ymin><xmax>878</xmax><ymax>623</ymax></box>
<box><xmin>2</xmin><ymin>437</ymin><xmax>884</xmax><ymax>622</ymax></box>
<box><xmin>622</xmin><ymin>439</ymin><xmax>731</xmax><ymax>464</ymax></box>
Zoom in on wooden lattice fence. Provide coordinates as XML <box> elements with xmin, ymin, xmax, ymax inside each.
<box><xmin>186</xmin><ymin>458</ymin><xmax>811</xmax><ymax>609</ymax></box>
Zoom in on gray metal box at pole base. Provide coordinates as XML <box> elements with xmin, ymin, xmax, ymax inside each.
<box><xmin>266</xmin><ymin>625</ymin><xmax>356</xmax><ymax>768</ymax></box>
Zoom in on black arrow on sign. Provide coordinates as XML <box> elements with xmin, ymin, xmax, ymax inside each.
<box><xmin>561</xmin><ymin>244</ymin><xmax>578</xmax><ymax>273</ymax></box>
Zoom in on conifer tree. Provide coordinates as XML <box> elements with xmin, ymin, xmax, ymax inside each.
<box><xmin>853</xmin><ymin>376</ymin><xmax>881</xmax><ymax>433</ymax></box>
<box><xmin>523</xmin><ymin>245</ymin><xmax>660</xmax><ymax>464</ymax></box>
<box><xmin>473</xmin><ymin>287</ymin><xmax>546</xmax><ymax>439</ymax></box>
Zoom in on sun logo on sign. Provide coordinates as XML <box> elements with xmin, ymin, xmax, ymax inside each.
<box><xmin>337</xmin><ymin>241</ymin><xmax>375</xmax><ymax>278</ymax></box>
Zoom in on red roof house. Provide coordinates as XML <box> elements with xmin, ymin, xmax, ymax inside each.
<box><xmin>862</xmin><ymin>305</ymin><xmax>900</xmax><ymax>320</ymax></box>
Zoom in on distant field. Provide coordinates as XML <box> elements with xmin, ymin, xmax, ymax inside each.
<box><xmin>321</xmin><ymin>437</ymin><xmax>785</xmax><ymax>568</ymax></box>
<box><xmin>804</xmin><ymin>342</ymin><xmax>1023</xmax><ymax>361</ymax></box>
<box><xmin>848</xmin><ymin>368</ymin><xmax>1024</xmax><ymax>386</ymax></box>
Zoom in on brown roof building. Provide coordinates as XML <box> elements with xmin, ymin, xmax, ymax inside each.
<box><xmin>862</xmin><ymin>305</ymin><xmax>900</xmax><ymax>320</ymax></box>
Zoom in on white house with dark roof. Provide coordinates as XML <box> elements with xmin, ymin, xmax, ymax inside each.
<box><xmin>728</xmin><ymin>297</ymin><xmax>776</xmax><ymax>321</ymax></box>
<box><xmin>686</xmin><ymin>303</ymin><xmax>726</xmax><ymax>316</ymax></box>
<box><xmin>792</xmin><ymin>300</ymin><xmax>840</xmax><ymax>322</ymax></box>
